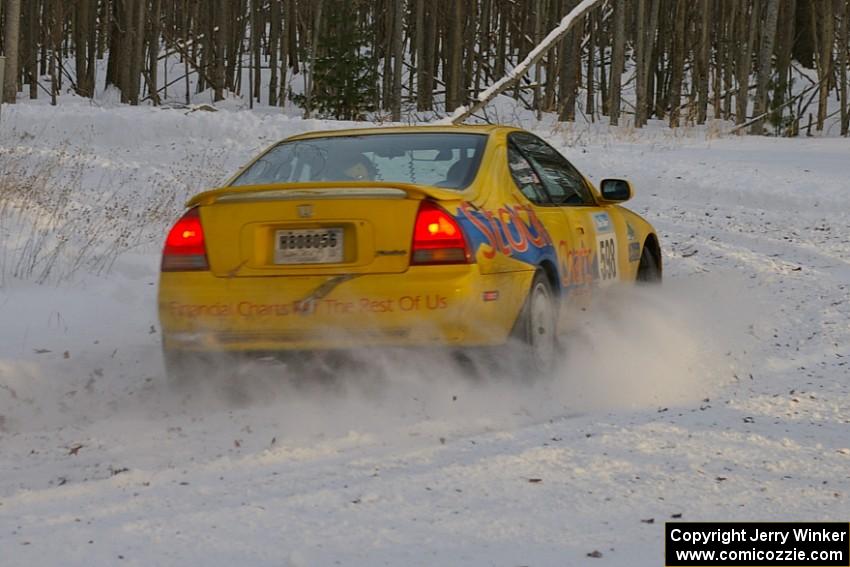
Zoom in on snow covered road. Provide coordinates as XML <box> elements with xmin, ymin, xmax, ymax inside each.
<box><xmin>0</xmin><ymin>105</ymin><xmax>848</xmax><ymax>566</ymax></box>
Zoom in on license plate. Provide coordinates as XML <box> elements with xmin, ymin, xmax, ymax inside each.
<box><xmin>274</xmin><ymin>228</ymin><xmax>344</xmax><ymax>264</ymax></box>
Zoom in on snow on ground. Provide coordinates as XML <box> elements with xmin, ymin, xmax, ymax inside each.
<box><xmin>0</xmin><ymin>101</ymin><xmax>848</xmax><ymax>566</ymax></box>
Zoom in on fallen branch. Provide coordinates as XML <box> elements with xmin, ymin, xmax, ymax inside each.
<box><xmin>444</xmin><ymin>0</ymin><xmax>604</xmax><ymax>125</ymax></box>
<box><xmin>726</xmin><ymin>75</ymin><xmax>827</xmax><ymax>135</ymax></box>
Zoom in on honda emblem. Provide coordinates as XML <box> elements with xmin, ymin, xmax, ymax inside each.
<box><xmin>297</xmin><ymin>204</ymin><xmax>313</xmax><ymax>218</ymax></box>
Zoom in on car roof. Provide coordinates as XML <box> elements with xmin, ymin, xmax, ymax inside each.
<box><xmin>283</xmin><ymin>124</ymin><xmax>518</xmax><ymax>142</ymax></box>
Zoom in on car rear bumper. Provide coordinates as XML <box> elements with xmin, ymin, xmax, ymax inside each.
<box><xmin>158</xmin><ymin>266</ymin><xmax>533</xmax><ymax>352</ymax></box>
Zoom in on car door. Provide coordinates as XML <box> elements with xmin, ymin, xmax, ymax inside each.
<box><xmin>505</xmin><ymin>134</ymin><xmax>590</xmax><ymax>329</ymax></box>
<box><xmin>509</xmin><ymin>132</ymin><xmax>626</xmax><ymax>307</ymax></box>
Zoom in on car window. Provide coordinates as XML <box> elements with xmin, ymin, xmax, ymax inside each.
<box><xmin>509</xmin><ymin>132</ymin><xmax>594</xmax><ymax>206</ymax></box>
<box><xmin>231</xmin><ymin>133</ymin><xmax>487</xmax><ymax>190</ymax></box>
<box><xmin>507</xmin><ymin>144</ymin><xmax>550</xmax><ymax>205</ymax></box>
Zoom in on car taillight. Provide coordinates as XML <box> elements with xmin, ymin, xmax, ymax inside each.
<box><xmin>411</xmin><ymin>201</ymin><xmax>472</xmax><ymax>265</ymax></box>
<box><xmin>161</xmin><ymin>207</ymin><xmax>209</xmax><ymax>271</ymax></box>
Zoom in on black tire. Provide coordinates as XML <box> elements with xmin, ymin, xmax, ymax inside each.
<box><xmin>514</xmin><ymin>270</ymin><xmax>558</xmax><ymax>376</ymax></box>
<box><xmin>636</xmin><ymin>245</ymin><xmax>662</xmax><ymax>284</ymax></box>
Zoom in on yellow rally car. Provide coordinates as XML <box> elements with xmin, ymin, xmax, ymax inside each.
<box><xmin>158</xmin><ymin>125</ymin><xmax>661</xmax><ymax>381</ymax></box>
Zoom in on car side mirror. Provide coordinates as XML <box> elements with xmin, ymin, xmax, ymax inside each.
<box><xmin>599</xmin><ymin>178</ymin><xmax>633</xmax><ymax>203</ymax></box>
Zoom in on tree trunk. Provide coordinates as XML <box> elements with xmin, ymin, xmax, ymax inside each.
<box><xmin>447</xmin><ymin>0</ymin><xmax>464</xmax><ymax>111</ymax></box>
<box><xmin>3</xmin><ymin>0</ymin><xmax>22</xmax><ymax>103</ymax></box>
<box><xmin>287</xmin><ymin>0</ymin><xmax>299</xmax><ymax>73</ymax></box>
<box><xmin>422</xmin><ymin>0</ymin><xmax>437</xmax><ymax>110</ymax></box>
<box><xmin>772</xmin><ymin>0</ymin><xmax>796</xmax><ymax>132</ymax></box>
<box><xmin>184</xmin><ymin>0</ymin><xmax>190</xmax><ymax>104</ymax></box>
<box><xmin>225</xmin><ymin>0</ymin><xmax>239</xmax><ymax>92</ymax></box>
<box><xmin>597</xmin><ymin>7</ymin><xmax>607</xmax><ymax>116</ymax></box>
<box><xmin>304</xmin><ymin>0</ymin><xmax>323</xmax><ymax>117</ymax></box>
<box><xmin>652</xmin><ymin>1</ymin><xmax>669</xmax><ymax>120</ymax></box>
<box><xmin>815</xmin><ymin>0</ymin><xmax>833</xmax><ymax>131</ymax></box>
<box><xmin>381</xmin><ymin>1</ymin><xmax>393</xmax><ymax>110</ymax></box>
<box><xmin>495</xmin><ymin>0</ymin><xmax>507</xmax><ymax>78</ymax></box>
<box><xmin>533</xmin><ymin>0</ymin><xmax>544</xmax><ymax>113</ymax></box>
<box><xmin>792</xmin><ymin>0</ymin><xmax>815</xmax><ymax>67</ymax></box>
<box><xmin>215</xmin><ymin>0</ymin><xmax>228</xmax><ymax>100</ymax></box>
<box><xmin>712</xmin><ymin>3</ymin><xmax>722</xmax><ymax>119</ymax></box>
<box><xmin>50</xmin><ymin>0</ymin><xmax>61</xmax><ymax>105</ymax></box>
<box><xmin>645</xmin><ymin>0</ymin><xmax>660</xmax><ymax>122</ymax></box>
<box><xmin>668</xmin><ymin>0</ymin><xmax>686</xmax><ymax>127</ymax></box>
<box><xmin>697</xmin><ymin>0</ymin><xmax>712</xmax><ymax>124</ymax></box>
<box><xmin>248</xmin><ymin>0</ymin><xmax>254</xmax><ymax>107</ymax></box>
<box><xmin>129</xmin><ymin>0</ymin><xmax>147</xmax><ymax>104</ymax></box>
<box><xmin>26</xmin><ymin>0</ymin><xmax>37</xmax><ymax>99</ymax></box>
<box><xmin>608</xmin><ymin>0</ymin><xmax>625</xmax><ymax>126</ymax></box>
<box><xmin>750</xmin><ymin>0</ymin><xmax>780</xmax><ymax>134</ymax></box>
<box><xmin>585</xmin><ymin>12</ymin><xmax>595</xmax><ymax>120</ymax></box>
<box><xmin>840</xmin><ymin>0</ymin><xmax>849</xmax><ymax>136</ymax></box>
<box><xmin>463</xmin><ymin>1</ymin><xmax>476</xmax><ymax>106</ymax></box>
<box><xmin>415</xmin><ymin>0</ymin><xmax>426</xmax><ymax>110</ymax></box>
<box><xmin>253</xmin><ymin>0</ymin><xmax>261</xmax><ymax>103</ymax></box>
<box><xmin>635</xmin><ymin>0</ymin><xmax>659</xmax><ymax>126</ymax></box>
<box><xmin>475</xmin><ymin>0</ymin><xmax>492</xmax><ymax>99</ymax></box>
<box><xmin>735</xmin><ymin>0</ymin><xmax>753</xmax><ymax>125</ymax></box>
<box><xmin>558</xmin><ymin>0</ymin><xmax>580</xmax><ymax>122</ymax></box>
<box><xmin>723</xmin><ymin>2</ymin><xmax>737</xmax><ymax>119</ymax></box>
<box><xmin>269</xmin><ymin>0</ymin><xmax>280</xmax><ymax>107</ymax></box>
<box><xmin>280</xmin><ymin>0</ymin><xmax>292</xmax><ymax>105</ymax></box>
<box><xmin>39</xmin><ymin>0</ymin><xmax>47</xmax><ymax>76</ymax></box>
<box><xmin>73</xmin><ymin>0</ymin><xmax>91</xmax><ymax>97</ymax></box>
<box><xmin>635</xmin><ymin>0</ymin><xmax>648</xmax><ymax>126</ymax></box>
<box><xmin>391</xmin><ymin>0</ymin><xmax>404</xmax><ymax>120</ymax></box>
<box><xmin>149</xmin><ymin>0</ymin><xmax>162</xmax><ymax>105</ymax></box>
<box><xmin>107</xmin><ymin>0</ymin><xmax>122</xmax><ymax>92</ymax></box>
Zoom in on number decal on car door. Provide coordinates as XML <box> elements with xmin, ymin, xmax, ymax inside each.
<box><xmin>593</xmin><ymin>212</ymin><xmax>618</xmax><ymax>286</ymax></box>
<box><xmin>597</xmin><ymin>236</ymin><xmax>618</xmax><ymax>283</ymax></box>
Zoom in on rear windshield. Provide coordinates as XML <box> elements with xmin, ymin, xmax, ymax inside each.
<box><xmin>231</xmin><ymin>132</ymin><xmax>487</xmax><ymax>190</ymax></box>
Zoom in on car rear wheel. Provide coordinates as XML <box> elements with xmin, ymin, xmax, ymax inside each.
<box><xmin>516</xmin><ymin>271</ymin><xmax>558</xmax><ymax>376</ymax></box>
<box><xmin>636</xmin><ymin>245</ymin><xmax>661</xmax><ymax>284</ymax></box>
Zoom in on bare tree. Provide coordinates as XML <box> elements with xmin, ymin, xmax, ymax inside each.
<box><xmin>735</xmin><ymin>0</ymin><xmax>755</xmax><ymax>125</ymax></box>
<box><xmin>668</xmin><ymin>0</ymin><xmax>686</xmax><ymax>128</ymax></box>
<box><xmin>816</xmin><ymin>0</ymin><xmax>835</xmax><ymax>131</ymax></box>
<box><xmin>751</xmin><ymin>0</ymin><xmax>780</xmax><ymax>134</ymax></box>
<box><xmin>696</xmin><ymin>0</ymin><xmax>712</xmax><ymax>124</ymax></box>
<box><xmin>840</xmin><ymin>0</ymin><xmax>849</xmax><ymax>136</ymax></box>
<box><xmin>128</xmin><ymin>0</ymin><xmax>147</xmax><ymax>104</ymax></box>
<box><xmin>268</xmin><ymin>0</ymin><xmax>280</xmax><ymax>107</ymax></box>
<box><xmin>73</xmin><ymin>0</ymin><xmax>94</xmax><ymax>97</ymax></box>
<box><xmin>149</xmin><ymin>0</ymin><xmax>162</xmax><ymax>104</ymax></box>
<box><xmin>3</xmin><ymin>0</ymin><xmax>22</xmax><ymax>103</ymax></box>
<box><xmin>391</xmin><ymin>0</ymin><xmax>403</xmax><ymax>120</ymax></box>
<box><xmin>558</xmin><ymin>0</ymin><xmax>581</xmax><ymax>122</ymax></box>
<box><xmin>608</xmin><ymin>0</ymin><xmax>625</xmax><ymax>126</ymax></box>
<box><xmin>25</xmin><ymin>0</ymin><xmax>37</xmax><ymax>99</ymax></box>
<box><xmin>447</xmin><ymin>0</ymin><xmax>464</xmax><ymax>111</ymax></box>
<box><xmin>772</xmin><ymin>0</ymin><xmax>796</xmax><ymax>132</ymax></box>
<box><xmin>635</xmin><ymin>0</ymin><xmax>659</xmax><ymax>127</ymax></box>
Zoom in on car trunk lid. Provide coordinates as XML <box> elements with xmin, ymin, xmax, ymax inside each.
<box><xmin>192</xmin><ymin>182</ymin><xmax>466</xmax><ymax>278</ymax></box>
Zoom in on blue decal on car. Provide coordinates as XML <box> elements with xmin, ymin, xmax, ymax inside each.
<box><xmin>457</xmin><ymin>202</ymin><xmax>557</xmax><ymax>268</ymax></box>
<box><xmin>592</xmin><ymin>212</ymin><xmax>613</xmax><ymax>233</ymax></box>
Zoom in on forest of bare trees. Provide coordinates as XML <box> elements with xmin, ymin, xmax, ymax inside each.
<box><xmin>0</xmin><ymin>0</ymin><xmax>848</xmax><ymax>135</ymax></box>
